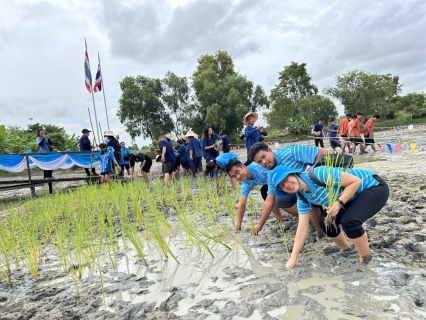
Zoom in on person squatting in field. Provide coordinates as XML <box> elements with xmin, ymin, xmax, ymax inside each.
<box><xmin>124</xmin><ymin>152</ymin><xmax>152</xmax><ymax>184</ymax></box>
<box><xmin>270</xmin><ymin>165</ymin><xmax>389</xmax><ymax>269</ymax></box>
<box><xmin>248</xmin><ymin>142</ymin><xmax>328</xmax><ymax>236</ymax></box>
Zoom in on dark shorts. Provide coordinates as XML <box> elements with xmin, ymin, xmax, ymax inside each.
<box><xmin>329</xmin><ymin>139</ymin><xmax>341</xmax><ymax>149</ymax></box>
<box><xmin>163</xmin><ymin>161</ymin><xmax>175</xmax><ymax>174</ymax></box>
<box><xmin>100</xmin><ymin>171</ymin><xmax>111</xmax><ymax>176</ymax></box>
<box><xmin>341</xmin><ymin>134</ymin><xmax>349</xmax><ymax>141</ymax></box>
<box><xmin>350</xmin><ymin>136</ymin><xmax>364</xmax><ymax>145</ymax></box>
<box><xmin>181</xmin><ymin>161</ymin><xmax>190</xmax><ymax>169</ymax></box>
<box><xmin>191</xmin><ymin>156</ymin><xmax>203</xmax><ymax>172</ymax></box>
<box><xmin>130</xmin><ymin>161</ymin><xmax>135</xmax><ymax>168</ymax></box>
<box><xmin>275</xmin><ymin>193</ymin><xmax>322</xmax><ymax>210</ymax></box>
<box><xmin>120</xmin><ymin>164</ymin><xmax>130</xmax><ymax>170</ymax></box>
<box><xmin>175</xmin><ymin>155</ymin><xmax>181</xmax><ymax>167</ymax></box>
<box><xmin>141</xmin><ymin>158</ymin><xmax>152</xmax><ymax>173</ymax></box>
<box><xmin>364</xmin><ymin>135</ymin><xmax>375</xmax><ymax>145</ymax></box>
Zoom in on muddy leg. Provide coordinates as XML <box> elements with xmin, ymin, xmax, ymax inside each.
<box><xmin>349</xmin><ymin>232</ymin><xmax>370</xmax><ymax>262</ymax></box>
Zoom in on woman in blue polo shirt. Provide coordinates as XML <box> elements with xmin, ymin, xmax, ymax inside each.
<box><xmin>270</xmin><ymin>165</ymin><xmax>388</xmax><ymax>269</ymax></box>
<box><xmin>201</xmin><ymin>125</ymin><xmax>220</xmax><ymax>173</ymax></box>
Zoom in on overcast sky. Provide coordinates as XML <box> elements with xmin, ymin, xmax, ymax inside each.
<box><xmin>1</xmin><ymin>0</ymin><xmax>425</xmax><ymax>147</ymax></box>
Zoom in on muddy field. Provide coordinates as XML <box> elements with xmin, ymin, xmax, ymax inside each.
<box><xmin>1</xmin><ymin>139</ymin><xmax>426</xmax><ymax>320</ymax></box>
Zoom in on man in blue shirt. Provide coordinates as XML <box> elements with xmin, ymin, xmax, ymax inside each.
<box><xmin>327</xmin><ymin>119</ymin><xmax>341</xmax><ymax>153</ymax></box>
<box><xmin>79</xmin><ymin>128</ymin><xmax>98</xmax><ymax>176</ymax></box>
<box><xmin>312</xmin><ymin>118</ymin><xmax>324</xmax><ymax>148</ymax></box>
<box><xmin>248</xmin><ymin>142</ymin><xmax>328</xmax><ymax>235</ymax></box>
<box><xmin>243</xmin><ymin>112</ymin><xmax>264</xmax><ymax>155</ymax></box>
<box><xmin>220</xmin><ymin>133</ymin><xmax>231</xmax><ymax>153</ymax></box>
<box><xmin>225</xmin><ymin>159</ymin><xmax>286</xmax><ymax>230</ymax></box>
<box><xmin>186</xmin><ymin>130</ymin><xmax>203</xmax><ymax>177</ymax></box>
<box><xmin>119</xmin><ymin>141</ymin><xmax>131</xmax><ymax>177</ymax></box>
<box><xmin>159</xmin><ymin>135</ymin><xmax>177</xmax><ymax>184</ymax></box>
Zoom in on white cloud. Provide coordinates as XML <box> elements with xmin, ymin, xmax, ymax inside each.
<box><xmin>0</xmin><ymin>0</ymin><xmax>425</xmax><ymax>148</ymax></box>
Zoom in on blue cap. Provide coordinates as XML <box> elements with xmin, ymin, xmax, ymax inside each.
<box><xmin>270</xmin><ymin>166</ymin><xmax>303</xmax><ymax>197</ymax></box>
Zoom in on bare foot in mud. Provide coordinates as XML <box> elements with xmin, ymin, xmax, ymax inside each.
<box><xmin>360</xmin><ymin>254</ymin><xmax>372</xmax><ymax>264</ymax></box>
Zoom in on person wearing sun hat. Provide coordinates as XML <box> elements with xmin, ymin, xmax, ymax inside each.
<box><xmin>270</xmin><ymin>164</ymin><xmax>389</xmax><ymax>269</ymax></box>
<box><xmin>186</xmin><ymin>129</ymin><xmax>204</xmax><ymax>177</ymax></box>
<box><xmin>243</xmin><ymin>111</ymin><xmax>264</xmax><ymax>154</ymax></box>
<box><xmin>104</xmin><ymin>130</ymin><xmax>122</xmax><ymax>172</ymax></box>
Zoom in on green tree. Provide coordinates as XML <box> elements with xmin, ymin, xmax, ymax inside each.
<box><xmin>118</xmin><ymin>76</ymin><xmax>174</xmax><ymax>140</ymax></box>
<box><xmin>162</xmin><ymin>71</ymin><xmax>191</xmax><ymax>138</ymax></box>
<box><xmin>190</xmin><ymin>50</ymin><xmax>269</xmax><ymax>136</ymax></box>
<box><xmin>265</xmin><ymin>62</ymin><xmax>318</xmax><ymax>130</ymax></box>
<box><xmin>324</xmin><ymin>70</ymin><xmax>401</xmax><ymax>119</ymax></box>
<box><xmin>298</xmin><ymin>95</ymin><xmax>338</xmax><ymax>124</ymax></box>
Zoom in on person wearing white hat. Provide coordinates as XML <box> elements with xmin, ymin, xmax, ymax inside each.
<box><xmin>243</xmin><ymin>111</ymin><xmax>264</xmax><ymax>155</ymax></box>
<box><xmin>104</xmin><ymin>130</ymin><xmax>122</xmax><ymax>173</ymax></box>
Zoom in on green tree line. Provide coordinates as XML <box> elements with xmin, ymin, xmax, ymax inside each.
<box><xmin>117</xmin><ymin>52</ymin><xmax>426</xmax><ymax>139</ymax></box>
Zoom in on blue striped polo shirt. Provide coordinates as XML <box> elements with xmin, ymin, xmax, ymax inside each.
<box><xmin>267</xmin><ymin>145</ymin><xmax>320</xmax><ymax>194</ymax></box>
<box><xmin>296</xmin><ymin>167</ymin><xmax>379</xmax><ymax>214</ymax></box>
<box><xmin>241</xmin><ymin>163</ymin><xmax>269</xmax><ymax>197</ymax></box>
<box><xmin>96</xmin><ymin>148</ymin><xmax>115</xmax><ymax>173</ymax></box>
<box><xmin>214</xmin><ymin>152</ymin><xmax>238</xmax><ymax>177</ymax></box>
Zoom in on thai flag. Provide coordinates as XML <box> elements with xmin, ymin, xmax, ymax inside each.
<box><xmin>93</xmin><ymin>64</ymin><xmax>102</xmax><ymax>92</ymax></box>
<box><xmin>84</xmin><ymin>50</ymin><xmax>92</xmax><ymax>93</ymax></box>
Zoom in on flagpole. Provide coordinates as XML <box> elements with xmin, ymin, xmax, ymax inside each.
<box><xmin>85</xmin><ymin>37</ymin><xmax>101</xmax><ymax>144</ymax></box>
<box><xmin>98</xmin><ymin>51</ymin><xmax>110</xmax><ymax>130</ymax></box>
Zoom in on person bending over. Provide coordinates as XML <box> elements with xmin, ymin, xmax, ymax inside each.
<box><xmin>124</xmin><ymin>152</ymin><xmax>152</xmax><ymax>184</ymax></box>
<box><xmin>248</xmin><ymin>142</ymin><xmax>328</xmax><ymax>236</ymax></box>
<box><xmin>206</xmin><ymin>152</ymin><xmax>239</xmax><ymax>190</ymax></box>
<box><xmin>270</xmin><ymin>165</ymin><xmax>388</xmax><ymax>269</ymax></box>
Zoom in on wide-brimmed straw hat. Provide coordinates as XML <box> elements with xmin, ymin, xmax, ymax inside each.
<box><xmin>165</xmin><ymin>134</ymin><xmax>172</xmax><ymax>140</ymax></box>
<box><xmin>180</xmin><ymin>135</ymin><xmax>188</xmax><ymax>141</ymax></box>
<box><xmin>185</xmin><ymin>130</ymin><xmax>196</xmax><ymax>137</ymax></box>
<box><xmin>104</xmin><ymin>130</ymin><xmax>115</xmax><ymax>137</ymax></box>
<box><xmin>243</xmin><ymin>112</ymin><xmax>258</xmax><ymax>125</ymax></box>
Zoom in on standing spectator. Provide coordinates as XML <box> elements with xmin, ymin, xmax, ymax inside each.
<box><xmin>243</xmin><ymin>112</ymin><xmax>263</xmax><ymax>155</ymax></box>
<box><xmin>364</xmin><ymin>114</ymin><xmax>380</xmax><ymax>153</ymax></box>
<box><xmin>92</xmin><ymin>144</ymin><xmax>119</xmax><ymax>185</ymax></box>
<box><xmin>201</xmin><ymin>125</ymin><xmax>220</xmax><ymax>176</ymax></box>
<box><xmin>177</xmin><ymin>139</ymin><xmax>191</xmax><ymax>176</ymax></box>
<box><xmin>159</xmin><ymin>135</ymin><xmax>177</xmax><ymax>184</ymax></box>
<box><xmin>186</xmin><ymin>130</ymin><xmax>203</xmax><ymax>177</ymax></box>
<box><xmin>346</xmin><ymin>115</ymin><xmax>357</xmax><ymax>153</ymax></box>
<box><xmin>79</xmin><ymin>128</ymin><xmax>98</xmax><ymax>177</ymax></box>
<box><xmin>348</xmin><ymin>112</ymin><xmax>365</xmax><ymax>155</ymax></box>
<box><xmin>104</xmin><ymin>131</ymin><xmax>122</xmax><ymax>174</ymax></box>
<box><xmin>312</xmin><ymin>118</ymin><xmax>324</xmax><ymax>148</ymax></box>
<box><xmin>327</xmin><ymin>119</ymin><xmax>341</xmax><ymax>153</ymax></box>
<box><xmin>119</xmin><ymin>141</ymin><xmax>131</xmax><ymax>177</ymax></box>
<box><xmin>36</xmin><ymin>128</ymin><xmax>54</xmax><ymax>179</ymax></box>
<box><xmin>338</xmin><ymin>113</ymin><xmax>352</xmax><ymax>153</ymax></box>
<box><xmin>221</xmin><ymin>132</ymin><xmax>231</xmax><ymax>153</ymax></box>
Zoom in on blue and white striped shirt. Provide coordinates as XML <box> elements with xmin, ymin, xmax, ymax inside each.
<box><xmin>241</xmin><ymin>163</ymin><xmax>269</xmax><ymax>197</ymax></box>
<box><xmin>267</xmin><ymin>145</ymin><xmax>319</xmax><ymax>194</ymax></box>
<box><xmin>296</xmin><ymin>167</ymin><xmax>379</xmax><ymax>214</ymax></box>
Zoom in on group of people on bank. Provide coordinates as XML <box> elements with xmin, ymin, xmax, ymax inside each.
<box><xmin>312</xmin><ymin>112</ymin><xmax>381</xmax><ymax>155</ymax></box>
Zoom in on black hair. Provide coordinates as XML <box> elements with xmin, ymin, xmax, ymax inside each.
<box><xmin>203</xmin><ymin>125</ymin><xmax>213</xmax><ymax>140</ymax></box>
<box><xmin>37</xmin><ymin>128</ymin><xmax>44</xmax><ymax>136</ymax></box>
<box><xmin>352</xmin><ymin>115</ymin><xmax>357</xmax><ymax>119</ymax></box>
<box><xmin>345</xmin><ymin>113</ymin><xmax>352</xmax><ymax>117</ymax></box>
<box><xmin>226</xmin><ymin>159</ymin><xmax>243</xmax><ymax>174</ymax></box>
<box><xmin>373</xmin><ymin>113</ymin><xmax>380</xmax><ymax>119</ymax></box>
<box><xmin>123</xmin><ymin>153</ymin><xmax>134</xmax><ymax>162</ymax></box>
<box><xmin>318</xmin><ymin>118</ymin><xmax>324</xmax><ymax>121</ymax></box>
<box><xmin>328</xmin><ymin>119</ymin><xmax>334</xmax><ymax>122</ymax></box>
<box><xmin>247</xmin><ymin>142</ymin><xmax>268</xmax><ymax>162</ymax></box>
<box><xmin>206</xmin><ymin>160</ymin><xmax>217</xmax><ymax>172</ymax></box>
<box><xmin>356</xmin><ymin>111</ymin><xmax>363</xmax><ymax>116</ymax></box>
<box><xmin>177</xmin><ymin>139</ymin><xmax>183</xmax><ymax>145</ymax></box>
<box><xmin>99</xmin><ymin>143</ymin><xmax>107</xmax><ymax>149</ymax></box>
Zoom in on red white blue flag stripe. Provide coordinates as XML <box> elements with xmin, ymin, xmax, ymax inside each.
<box><xmin>94</xmin><ymin>64</ymin><xmax>102</xmax><ymax>92</ymax></box>
<box><xmin>84</xmin><ymin>50</ymin><xmax>92</xmax><ymax>93</ymax></box>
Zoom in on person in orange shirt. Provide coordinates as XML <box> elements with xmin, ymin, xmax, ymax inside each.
<box><xmin>364</xmin><ymin>114</ymin><xmax>380</xmax><ymax>152</ymax></box>
<box><xmin>338</xmin><ymin>113</ymin><xmax>352</xmax><ymax>153</ymax></box>
<box><xmin>348</xmin><ymin>112</ymin><xmax>365</xmax><ymax>154</ymax></box>
<box><xmin>345</xmin><ymin>115</ymin><xmax>356</xmax><ymax>153</ymax></box>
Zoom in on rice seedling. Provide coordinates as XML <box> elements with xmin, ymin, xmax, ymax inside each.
<box><xmin>122</xmin><ymin>217</ymin><xmax>148</xmax><ymax>266</ymax></box>
<box><xmin>248</xmin><ymin>195</ymin><xmax>258</xmax><ymax>233</ymax></box>
<box><xmin>277</xmin><ymin>220</ymin><xmax>289</xmax><ymax>257</ymax></box>
<box><xmin>179</xmin><ymin>176</ymin><xmax>191</xmax><ymax>203</ymax></box>
<box><xmin>323</xmin><ymin>152</ymin><xmax>350</xmax><ymax>233</ymax></box>
<box><xmin>220</xmin><ymin>225</ymin><xmax>251</xmax><ymax>256</ymax></box>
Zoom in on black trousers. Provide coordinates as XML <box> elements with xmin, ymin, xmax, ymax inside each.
<box><xmin>318</xmin><ymin>175</ymin><xmax>389</xmax><ymax>239</ymax></box>
<box><xmin>315</xmin><ymin>138</ymin><xmax>324</xmax><ymax>148</ymax></box>
<box><xmin>43</xmin><ymin>170</ymin><xmax>53</xmax><ymax>178</ymax></box>
<box><xmin>85</xmin><ymin>167</ymin><xmax>96</xmax><ymax>176</ymax></box>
